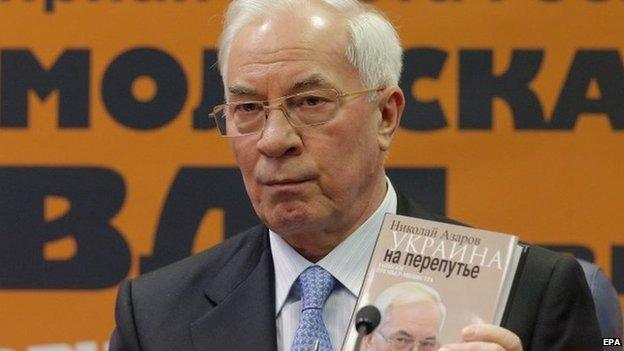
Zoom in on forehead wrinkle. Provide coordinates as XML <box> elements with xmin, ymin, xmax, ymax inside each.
<box><xmin>228</xmin><ymin>58</ymin><xmax>340</xmax><ymax>98</ymax></box>
<box><xmin>244</xmin><ymin>47</ymin><xmax>316</xmax><ymax>65</ymax></box>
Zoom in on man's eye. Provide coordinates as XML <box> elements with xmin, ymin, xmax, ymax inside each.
<box><xmin>421</xmin><ymin>341</ymin><xmax>436</xmax><ymax>347</ymax></box>
<box><xmin>235</xmin><ymin>103</ymin><xmax>261</xmax><ymax>112</ymax></box>
<box><xmin>391</xmin><ymin>337</ymin><xmax>413</xmax><ymax>346</ymax></box>
<box><xmin>303</xmin><ymin>96</ymin><xmax>323</xmax><ymax>106</ymax></box>
<box><xmin>290</xmin><ymin>95</ymin><xmax>328</xmax><ymax>108</ymax></box>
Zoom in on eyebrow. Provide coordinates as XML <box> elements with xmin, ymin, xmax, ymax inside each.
<box><xmin>289</xmin><ymin>74</ymin><xmax>334</xmax><ymax>92</ymax></box>
<box><xmin>226</xmin><ymin>74</ymin><xmax>334</xmax><ymax>100</ymax></box>
<box><xmin>393</xmin><ymin>330</ymin><xmax>413</xmax><ymax>338</ymax></box>
<box><xmin>228</xmin><ymin>85</ymin><xmax>257</xmax><ymax>97</ymax></box>
<box><xmin>390</xmin><ymin>330</ymin><xmax>438</xmax><ymax>341</ymax></box>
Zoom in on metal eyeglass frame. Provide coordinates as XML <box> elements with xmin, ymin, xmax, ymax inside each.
<box><xmin>209</xmin><ymin>86</ymin><xmax>385</xmax><ymax>137</ymax></box>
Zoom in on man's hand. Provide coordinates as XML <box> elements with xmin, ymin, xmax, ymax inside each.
<box><xmin>439</xmin><ymin>324</ymin><xmax>523</xmax><ymax>351</ymax></box>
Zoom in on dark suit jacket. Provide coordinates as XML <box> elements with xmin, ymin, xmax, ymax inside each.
<box><xmin>110</xmin><ymin>194</ymin><xmax>602</xmax><ymax>350</ymax></box>
<box><xmin>577</xmin><ymin>259</ymin><xmax>623</xmax><ymax>341</ymax></box>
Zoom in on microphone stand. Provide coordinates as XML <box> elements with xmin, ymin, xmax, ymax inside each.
<box><xmin>352</xmin><ymin>305</ymin><xmax>381</xmax><ymax>351</ymax></box>
<box><xmin>353</xmin><ymin>324</ymin><xmax>369</xmax><ymax>351</ymax></box>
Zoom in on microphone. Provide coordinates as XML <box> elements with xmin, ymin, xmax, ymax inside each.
<box><xmin>353</xmin><ymin>305</ymin><xmax>381</xmax><ymax>351</ymax></box>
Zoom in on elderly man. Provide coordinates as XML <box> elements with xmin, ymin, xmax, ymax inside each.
<box><xmin>110</xmin><ymin>0</ymin><xmax>601</xmax><ymax>350</ymax></box>
<box><xmin>363</xmin><ymin>282</ymin><xmax>446</xmax><ymax>351</ymax></box>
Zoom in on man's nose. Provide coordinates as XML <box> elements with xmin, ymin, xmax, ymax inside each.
<box><xmin>256</xmin><ymin>107</ymin><xmax>303</xmax><ymax>158</ymax></box>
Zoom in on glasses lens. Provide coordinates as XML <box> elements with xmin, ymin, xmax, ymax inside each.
<box><xmin>215</xmin><ymin>102</ymin><xmax>265</xmax><ymax>136</ymax></box>
<box><xmin>419</xmin><ymin>341</ymin><xmax>438</xmax><ymax>351</ymax></box>
<box><xmin>284</xmin><ymin>89</ymin><xmax>340</xmax><ymax>126</ymax></box>
<box><xmin>388</xmin><ymin>335</ymin><xmax>415</xmax><ymax>350</ymax></box>
<box><xmin>210</xmin><ymin>106</ymin><xmax>229</xmax><ymax>136</ymax></box>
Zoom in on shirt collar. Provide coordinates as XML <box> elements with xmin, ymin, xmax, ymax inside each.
<box><xmin>269</xmin><ymin>177</ymin><xmax>397</xmax><ymax>316</ymax></box>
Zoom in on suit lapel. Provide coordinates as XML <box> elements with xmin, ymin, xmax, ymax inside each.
<box><xmin>397</xmin><ymin>192</ymin><xmax>464</xmax><ymax>226</ymax></box>
<box><xmin>397</xmin><ymin>192</ymin><xmax>436</xmax><ymax>219</ymax></box>
<box><xmin>190</xmin><ymin>227</ymin><xmax>277</xmax><ymax>351</ymax></box>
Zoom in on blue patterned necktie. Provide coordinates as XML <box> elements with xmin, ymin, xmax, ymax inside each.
<box><xmin>291</xmin><ymin>265</ymin><xmax>336</xmax><ymax>351</ymax></box>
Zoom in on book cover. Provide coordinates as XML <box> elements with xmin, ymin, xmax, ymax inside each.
<box><xmin>341</xmin><ymin>213</ymin><xmax>524</xmax><ymax>351</ymax></box>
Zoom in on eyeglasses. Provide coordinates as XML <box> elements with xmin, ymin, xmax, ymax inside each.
<box><xmin>375</xmin><ymin>329</ymin><xmax>439</xmax><ymax>351</ymax></box>
<box><xmin>209</xmin><ymin>87</ymin><xmax>384</xmax><ymax>137</ymax></box>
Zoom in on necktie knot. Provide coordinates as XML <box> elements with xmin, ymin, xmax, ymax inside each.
<box><xmin>298</xmin><ymin>265</ymin><xmax>336</xmax><ymax>310</ymax></box>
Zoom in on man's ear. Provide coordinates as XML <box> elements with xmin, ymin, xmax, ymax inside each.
<box><xmin>377</xmin><ymin>86</ymin><xmax>405</xmax><ymax>151</ymax></box>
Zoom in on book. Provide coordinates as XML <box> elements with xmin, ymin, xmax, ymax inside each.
<box><xmin>341</xmin><ymin>213</ymin><xmax>527</xmax><ymax>351</ymax></box>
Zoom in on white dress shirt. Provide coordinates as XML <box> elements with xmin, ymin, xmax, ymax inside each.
<box><xmin>270</xmin><ymin>178</ymin><xmax>398</xmax><ymax>350</ymax></box>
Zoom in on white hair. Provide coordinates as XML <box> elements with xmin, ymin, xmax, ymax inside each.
<box><xmin>374</xmin><ymin>281</ymin><xmax>447</xmax><ymax>333</ymax></box>
<box><xmin>217</xmin><ymin>0</ymin><xmax>403</xmax><ymax>89</ymax></box>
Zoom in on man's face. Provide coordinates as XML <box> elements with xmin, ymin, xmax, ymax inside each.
<box><xmin>225</xmin><ymin>5</ymin><xmax>397</xmax><ymax>253</ymax></box>
<box><xmin>364</xmin><ymin>301</ymin><xmax>442</xmax><ymax>351</ymax></box>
